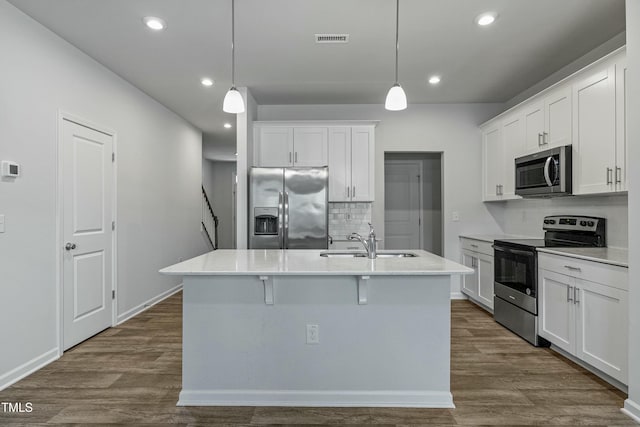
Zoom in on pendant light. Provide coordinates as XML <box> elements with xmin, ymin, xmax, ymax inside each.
<box><xmin>223</xmin><ymin>0</ymin><xmax>245</xmax><ymax>113</ymax></box>
<box><xmin>385</xmin><ymin>0</ymin><xmax>407</xmax><ymax>111</ymax></box>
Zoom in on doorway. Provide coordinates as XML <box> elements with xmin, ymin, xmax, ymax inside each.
<box><xmin>384</xmin><ymin>153</ymin><xmax>443</xmax><ymax>255</ymax></box>
<box><xmin>59</xmin><ymin>116</ymin><xmax>115</xmax><ymax>350</ymax></box>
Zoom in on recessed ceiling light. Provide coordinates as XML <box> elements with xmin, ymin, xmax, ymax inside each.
<box><xmin>201</xmin><ymin>78</ymin><xmax>214</xmax><ymax>87</ymax></box>
<box><xmin>143</xmin><ymin>16</ymin><xmax>166</xmax><ymax>31</ymax></box>
<box><xmin>428</xmin><ymin>75</ymin><xmax>441</xmax><ymax>85</ymax></box>
<box><xmin>224</xmin><ymin>123</ymin><xmax>232</xmax><ymax>129</ymax></box>
<box><xmin>476</xmin><ymin>12</ymin><xmax>498</xmax><ymax>26</ymax></box>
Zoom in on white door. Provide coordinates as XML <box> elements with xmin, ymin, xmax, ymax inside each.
<box><xmin>350</xmin><ymin>127</ymin><xmax>374</xmax><ymax>201</ymax></box>
<box><xmin>501</xmin><ymin>114</ymin><xmax>524</xmax><ymax>197</ymax></box>
<box><xmin>293</xmin><ymin>127</ymin><xmax>328</xmax><ymax>167</ymax></box>
<box><xmin>384</xmin><ymin>161</ymin><xmax>421</xmax><ymax>249</ymax></box>
<box><xmin>328</xmin><ymin>127</ymin><xmax>351</xmax><ymax>201</ymax></box>
<box><xmin>523</xmin><ymin>101</ymin><xmax>544</xmax><ymax>152</ymax></box>
<box><xmin>544</xmin><ymin>86</ymin><xmax>572</xmax><ymax>148</ymax></box>
<box><xmin>538</xmin><ymin>269</ymin><xmax>574</xmax><ymax>353</ymax></box>
<box><xmin>575</xmin><ymin>279</ymin><xmax>628</xmax><ymax>383</ymax></box>
<box><xmin>477</xmin><ymin>253</ymin><xmax>494</xmax><ymax>309</ymax></box>
<box><xmin>62</xmin><ymin>119</ymin><xmax>114</xmax><ymax>350</ymax></box>
<box><xmin>461</xmin><ymin>251</ymin><xmax>478</xmax><ymax>297</ymax></box>
<box><xmin>256</xmin><ymin>127</ymin><xmax>293</xmax><ymax>167</ymax></box>
<box><xmin>482</xmin><ymin>126</ymin><xmax>502</xmax><ymax>199</ymax></box>
<box><xmin>573</xmin><ymin>65</ymin><xmax>616</xmax><ymax>195</ymax></box>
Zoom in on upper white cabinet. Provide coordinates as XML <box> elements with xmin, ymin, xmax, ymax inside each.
<box><xmin>523</xmin><ymin>86</ymin><xmax>572</xmax><ymax>153</ymax></box>
<box><xmin>538</xmin><ymin>252</ymin><xmax>628</xmax><ymax>384</ymax></box>
<box><xmin>254</xmin><ymin>124</ymin><xmax>328</xmax><ymax>167</ymax></box>
<box><xmin>328</xmin><ymin>126</ymin><xmax>375</xmax><ymax>202</ymax></box>
<box><xmin>481</xmin><ymin>112</ymin><xmax>523</xmax><ymax>201</ymax></box>
<box><xmin>480</xmin><ymin>47</ymin><xmax>627</xmax><ymax>200</ymax></box>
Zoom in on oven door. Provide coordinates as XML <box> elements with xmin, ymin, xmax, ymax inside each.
<box><xmin>493</xmin><ymin>245</ymin><xmax>537</xmax><ymax>313</ymax></box>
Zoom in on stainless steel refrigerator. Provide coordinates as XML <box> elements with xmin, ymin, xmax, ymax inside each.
<box><xmin>249</xmin><ymin>167</ymin><xmax>328</xmax><ymax>249</ymax></box>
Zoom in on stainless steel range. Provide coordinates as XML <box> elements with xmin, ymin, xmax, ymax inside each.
<box><xmin>493</xmin><ymin>215</ymin><xmax>606</xmax><ymax>346</ymax></box>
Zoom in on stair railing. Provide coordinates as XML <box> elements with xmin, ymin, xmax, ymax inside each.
<box><xmin>201</xmin><ymin>186</ymin><xmax>219</xmax><ymax>250</ymax></box>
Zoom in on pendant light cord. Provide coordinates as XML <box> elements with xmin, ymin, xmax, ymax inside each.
<box><xmin>394</xmin><ymin>0</ymin><xmax>399</xmax><ymax>85</ymax></box>
<box><xmin>231</xmin><ymin>0</ymin><xmax>236</xmax><ymax>87</ymax></box>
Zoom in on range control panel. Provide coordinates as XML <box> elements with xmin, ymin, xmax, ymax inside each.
<box><xmin>543</xmin><ymin>215</ymin><xmax>603</xmax><ymax>232</ymax></box>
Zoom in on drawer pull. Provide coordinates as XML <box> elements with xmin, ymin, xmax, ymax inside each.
<box><xmin>470</xmin><ymin>244</ymin><xmax>478</xmax><ymax>248</ymax></box>
<box><xmin>563</xmin><ymin>265</ymin><xmax>581</xmax><ymax>271</ymax></box>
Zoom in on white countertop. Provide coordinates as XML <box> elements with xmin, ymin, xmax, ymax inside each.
<box><xmin>459</xmin><ymin>233</ymin><xmax>538</xmax><ymax>243</ymax></box>
<box><xmin>536</xmin><ymin>247</ymin><xmax>628</xmax><ymax>268</ymax></box>
<box><xmin>160</xmin><ymin>249</ymin><xmax>473</xmax><ymax>276</ymax></box>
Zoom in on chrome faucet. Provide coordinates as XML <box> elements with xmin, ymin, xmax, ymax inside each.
<box><xmin>348</xmin><ymin>223</ymin><xmax>377</xmax><ymax>259</ymax></box>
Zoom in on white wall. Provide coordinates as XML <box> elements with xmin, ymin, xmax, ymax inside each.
<box><xmin>235</xmin><ymin>88</ymin><xmax>258</xmax><ymax>249</ymax></box>
<box><xmin>258</xmin><ymin>103</ymin><xmax>503</xmax><ymax>296</ymax></box>
<box><xmin>624</xmin><ymin>0</ymin><xmax>640</xmax><ymax>421</ymax></box>
<box><xmin>0</xmin><ymin>1</ymin><xmax>205</xmax><ymax>388</ymax></box>
<box><xmin>495</xmin><ymin>195</ymin><xmax>628</xmax><ymax>248</ymax></box>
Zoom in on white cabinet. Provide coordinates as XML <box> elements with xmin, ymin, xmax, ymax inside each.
<box><xmin>328</xmin><ymin>126</ymin><xmax>375</xmax><ymax>202</ymax></box>
<box><xmin>572</xmin><ymin>52</ymin><xmax>626</xmax><ymax>195</ymax></box>
<box><xmin>523</xmin><ymin>86</ymin><xmax>572</xmax><ymax>153</ymax></box>
<box><xmin>254</xmin><ymin>125</ymin><xmax>328</xmax><ymax>167</ymax></box>
<box><xmin>460</xmin><ymin>238</ymin><xmax>494</xmax><ymax>311</ymax></box>
<box><xmin>481</xmin><ymin>113</ymin><xmax>523</xmax><ymax>201</ymax></box>
<box><xmin>538</xmin><ymin>253</ymin><xmax>628</xmax><ymax>384</ymax></box>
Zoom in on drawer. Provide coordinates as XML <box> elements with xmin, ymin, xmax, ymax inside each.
<box><xmin>460</xmin><ymin>238</ymin><xmax>494</xmax><ymax>256</ymax></box>
<box><xmin>538</xmin><ymin>252</ymin><xmax>628</xmax><ymax>291</ymax></box>
<box><xmin>330</xmin><ymin>240</ymin><xmax>363</xmax><ymax>251</ymax></box>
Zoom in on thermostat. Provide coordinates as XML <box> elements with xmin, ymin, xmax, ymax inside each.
<box><xmin>1</xmin><ymin>161</ymin><xmax>20</xmax><ymax>178</ymax></box>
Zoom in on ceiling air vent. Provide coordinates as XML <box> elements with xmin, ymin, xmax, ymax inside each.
<box><xmin>315</xmin><ymin>34</ymin><xmax>349</xmax><ymax>44</ymax></box>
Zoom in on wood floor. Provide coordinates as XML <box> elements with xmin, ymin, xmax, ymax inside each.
<box><xmin>0</xmin><ymin>292</ymin><xmax>635</xmax><ymax>426</ymax></box>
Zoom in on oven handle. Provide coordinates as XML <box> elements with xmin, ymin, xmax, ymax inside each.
<box><xmin>493</xmin><ymin>245</ymin><xmax>535</xmax><ymax>257</ymax></box>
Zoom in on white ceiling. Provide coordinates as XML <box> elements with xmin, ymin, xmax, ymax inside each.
<box><xmin>8</xmin><ymin>0</ymin><xmax>626</xmax><ymax>154</ymax></box>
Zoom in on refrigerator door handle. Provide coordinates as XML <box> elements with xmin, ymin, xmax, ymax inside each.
<box><xmin>283</xmin><ymin>191</ymin><xmax>289</xmax><ymax>249</ymax></box>
<box><xmin>278</xmin><ymin>191</ymin><xmax>284</xmax><ymax>248</ymax></box>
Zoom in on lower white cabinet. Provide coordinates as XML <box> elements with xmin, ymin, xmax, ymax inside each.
<box><xmin>460</xmin><ymin>238</ymin><xmax>494</xmax><ymax>311</ymax></box>
<box><xmin>538</xmin><ymin>253</ymin><xmax>628</xmax><ymax>384</ymax></box>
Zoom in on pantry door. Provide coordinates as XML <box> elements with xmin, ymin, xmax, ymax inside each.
<box><xmin>384</xmin><ymin>161</ymin><xmax>422</xmax><ymax>249</ymax></box>
<box><xmin>62</xmin><ymin>118</ymin><xmax>114</xmax><ymax>350</ymax></box>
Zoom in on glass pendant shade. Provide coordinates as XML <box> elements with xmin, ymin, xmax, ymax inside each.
<box><xmin>223</xmin><ymin>87</ymin><xmax>245</xmax><ymax>113</ymax></box>
<box><xmin>385</xmin><ymin>84</ymin><xmax>407</xmax><ymax>111</ymax></box>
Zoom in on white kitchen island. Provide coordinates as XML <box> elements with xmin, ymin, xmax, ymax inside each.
<box><xmin>160</xmin><ymin>249</ymin><xmax>472</xmax><ymax>408</ymax></box>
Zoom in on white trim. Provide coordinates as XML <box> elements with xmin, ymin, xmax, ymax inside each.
<box><xmin>177</xmin><ymin>389</ymin><xmax>454</xmax><ymax>408</ymax></box>
<box><xmin>450</xmin><ymin>292</ymin><xmax>467</xmax><ymax>300</ymax></box>
<box><xmin>117</xmin><ymin>284</ymin><xmax>183</xmax><ymax>325</ymax></box>
<box><xmin>0</xmin><ymin>348</ymin><xmax>58</xmax><ymax>391</ymax></box>
<box><xmin>622</xmin><ymin>399</ymin><xmax>640</xmax><ymax>423</ymax></box>
<box><xmin>56</xmin><ymin>111</ymin><xmax>118</xmax><ymax>354</ymax></box>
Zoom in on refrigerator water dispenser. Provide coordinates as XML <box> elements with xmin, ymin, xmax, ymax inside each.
<box><xmin>254</xmin><ymin>207</ymin><xmax>278</xmax><ymax>235</ymax></box>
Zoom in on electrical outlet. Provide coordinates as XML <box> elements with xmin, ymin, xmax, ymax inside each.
<box><xmin>452</xmin><ymin>211</ymin><xmax>460</xmax><ymax>222</ymax></box>
<box><xmin>306</xmin><ymin>324</ymin><xmax>319</xmax><ymax>344</ymax></box>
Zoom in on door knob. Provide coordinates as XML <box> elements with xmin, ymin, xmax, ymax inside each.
<box><xmin>65</xmin><ymin>242</ymin><xmax>77</xmax><ymax>251</ymax></box>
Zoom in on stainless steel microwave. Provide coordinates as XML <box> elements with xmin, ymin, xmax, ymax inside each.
<box><xmin>515</xmin><ymin>145</ymin><xmax>572</xmax><ymax>197</ymax></box>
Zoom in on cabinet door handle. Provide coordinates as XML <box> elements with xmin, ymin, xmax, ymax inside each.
<box><xmin>295</xmin><ymin>152</ymin><xmax>298</xmax><ymax>163</ymax></box>
<box><xmin>563</xmin><ymin>265</ymin><xmax>581</xmax><ymax>271</ymax></box>
<box><xmin>615</xmin><ymin>166</ymin><xmax>622</xmax><ymax>184</ymax></box>
<box><xmin>346</xmin><ymin>186</ymin><xmax>350</xmax><ymax>198</ymax></box>
<box><xmin>500</xmin><ymin>184</ymin><xmax>504</xmax><ymax>195</ymax></box>
<box><xmin>537</xmin><ymin>133</ymin><xmax>543</xmax><ymax>146</ymax></box>
<box><xmin>353</xmin><ymin>186</ymin><xmax>356</xmax><ymax>198</ymax></box>
<box><xmin>606</xmin><ymin>167</ymin><xmax>613</xmax><ymax>185</ymax></box>
<box><xmin>567</xmin><ymin>285</ymin><xmax>573</xmax><ymax>302</ymax></box>
<box><xmin>543</xmin><ymin>131</ymin><xmax>549</xmax><ymax>145</ymax></box>
<box><xmin>574</xmin><ymin>287</ymin><xmax>580</xmax><ymax>305</ymax></box>
<box><xmin>289</xmin><ymin>152</ymin><xmax>292</xmax><ymax>164</ymax></box>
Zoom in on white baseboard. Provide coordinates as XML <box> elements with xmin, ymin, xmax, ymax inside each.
<box><xmin>117</xmin><ymin>283</ymin><xmax>183</xmax><ymax>325</ymax></box>
<box><xmin>177</xmin><ymin>389</ymin><xmax>455</xmax><ymax>408</ymax></box>
<box><xmin>450</xmin><ymin>292</ymin><xmax>466</xmax><ymax>300</ymax></box>
<box><xmin>622</xmin><ymin>398</ymin><xmax>640</xmax><ymax>423</ymax></box>
<box><xmin>0</xmin><ymin>348</ymin><xmax>59</xmax><ymax>391</ymax></box>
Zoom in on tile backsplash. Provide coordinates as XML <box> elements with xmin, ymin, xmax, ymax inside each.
<box><xmin>329</xmin><ymin>202</ymin><xmax>372</xmax><ymax>240</ymax></box>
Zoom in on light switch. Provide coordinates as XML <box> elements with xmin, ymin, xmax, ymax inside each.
<box><xmin>452</xmin><ymin>211</ymin><xmax>460</xmax><ymax>222</ymax></box>
<box><xmin>0</xmin><ymin>215</ymin><xmax>5</xmax><ymax>233</ymax></box>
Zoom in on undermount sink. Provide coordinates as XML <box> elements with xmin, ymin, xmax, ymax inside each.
<box><xmin>319</xmin><ymin>251</ymin><xmax>417</xmax><ymax>258</ymax></box>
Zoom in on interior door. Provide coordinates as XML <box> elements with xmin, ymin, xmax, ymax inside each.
<box><xmin>62</xmin><ymin>119</ymin><xmax>113</xmax><ymax>350</ymax></box>
<box><xmin>384</xmin><ymin>161</ymin><xmax>421</xmax><ymax>249</ymax></box>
